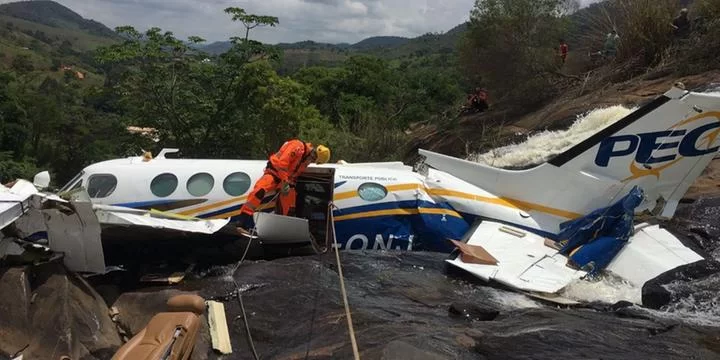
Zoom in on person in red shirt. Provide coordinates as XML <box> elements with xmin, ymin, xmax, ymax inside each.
<box><xmin>467</xmin><ymin>87</ymin><xmax>489</xmax><ymax>112</ymax></box>
<box><xmin>559</xmin><ymin>39</ymin><xmax>569</xmax><ymax>64</ymax></box>
<box><xmin>236</xmin><ymin>140</ymin><xmax>331</xmax><ymax>233</ymax></box>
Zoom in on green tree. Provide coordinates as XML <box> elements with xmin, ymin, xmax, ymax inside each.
<box><xmin>224</xmin><ymin>7</ymin><xmax>279</xmax><ymax>42</ymax></box>
<box><xmin>50</xmin><ymin>57</ymin><xmax>61</xmax><ymax>71</ymax></box>
<box><xmin>11</xmin><ymin>54</ymin><xmax>34</xmax><ymax>74</ymax></box>
<box><xmin>459</xmin><ymin>0</ymin><xmax>569</xmax><ymax>105</ymax></box>
<box><xmin>95</xmin><ymin>8</ymin><xmax>325</xmax><ymax>159</ymax></box>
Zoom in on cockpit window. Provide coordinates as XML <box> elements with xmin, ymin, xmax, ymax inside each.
<box><xmin>151</xmin><ymin>173</ymin><xmax>178</xmax><ymax>198</ymax></box>
<box><xmin>60</xmin><ymin>171</ymin><xmax>85</xmax><ymax>192</ymax></box>
<box><xmin>69</xmin><ymin>180</ymin><xmax>83</xmax><ymax>191</ymax></box>
<box><xmin>87</xmin><ymin>174</ymin><xmax>117</xmax><ymax>198</ymax></box>
<box><xmin>358</xmin><ymin>182</ymin><xmax>388</xmax><ymax>202</ymax></box>
<box><xmin>187</xmin><ymin>172</ymin><xmax>214</xmax><ymax>197</ymax></box>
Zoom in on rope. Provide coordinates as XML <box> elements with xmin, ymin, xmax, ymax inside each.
<box><xmin>328</xmin><ymin>203</ymin><xmax>361</xmax><ymax>360</ymax></box>
<box><xmin>229</xmin><ymin>194</ymin><xmax>281</xmax><ymax>360</ymax></box>
<box><xmin>230</xmin><ymin>222</ymin><xmax>261</xmax><ymax>360</ymax></box>
<box><xmin>236</xmin><ymin>292</ymin><xmax>260</xmax><ymax>360</ymax></box>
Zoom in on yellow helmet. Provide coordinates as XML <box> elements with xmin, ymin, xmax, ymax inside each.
<box><xmin>315</xmin><ymin>145</ymin><xmax>331</xmax><ymax>164</ymax></box>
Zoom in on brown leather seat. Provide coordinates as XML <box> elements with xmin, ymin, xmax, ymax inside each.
<box><xmin>112</xmin><ymin>294</ymin><xmax>206</xmax><ymax>360</ymax></box>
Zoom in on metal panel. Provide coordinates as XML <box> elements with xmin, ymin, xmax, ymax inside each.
<box><xmin>253</xmin><ymin>212</ymin><xmax>312</xmax><ymax>245</ymax></box>
<box><xmin>44</xmin><ymin>201</ymin><xmax>106</xmax><ymax>274</ymax></box>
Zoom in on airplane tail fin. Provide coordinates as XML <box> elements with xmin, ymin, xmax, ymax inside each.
<box><xmin>420</xmin><ymin>87</ymin><xmax>720</xmax><ymax>220</ymax></box>
<box><xmin>548</xmin><ymin>87</ymin><xmax>720</xmax><ymax>218</ymax></box>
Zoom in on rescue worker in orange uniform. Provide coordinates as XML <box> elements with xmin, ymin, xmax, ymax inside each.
<box><xmin>236</xmin><ymin>140</ymin><xmax>331</xmax><ymax>233</ymax></box>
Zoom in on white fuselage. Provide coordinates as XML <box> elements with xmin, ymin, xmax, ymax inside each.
<box><xmin>60</xmin><ymin>155</ymin><xmax>571</xmax><ymax>252</ymax></box>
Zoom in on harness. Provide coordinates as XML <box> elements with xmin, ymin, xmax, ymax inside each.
<box><xmin>265</xmin><ymin>142</ymin><xmax>313</xmax><ymax>184</ymax></box>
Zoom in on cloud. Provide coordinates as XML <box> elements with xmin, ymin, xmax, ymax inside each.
<box><xmin>0</xmin><ymin>0</ymin><xmax>474</xmax><ymax>44</ymax></box>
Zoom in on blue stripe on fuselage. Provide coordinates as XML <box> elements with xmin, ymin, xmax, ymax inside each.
<box><xmin>113</xmin><ymin>199</ymin><xmax>182</xmax><ymax>208</ymax></box>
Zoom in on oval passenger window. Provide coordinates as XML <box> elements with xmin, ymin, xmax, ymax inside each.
<box><xmin>223</xmin><ymin>172</ymin><xmax>252</xmax><ymax>196</ymax></box>
<box><xmin>358</xmin><ymin>182</ymin><xmax>388</xmax><ymax>202</ymax></box>
<box><xmin>187</xmin><ymin>172</ymin><xmax>214</xmax><ymax>197</ymax></box>
<box><xmin>151</xmin><ymin>173</ymin><xmax>178</xmax><ymax>197</ymax></box>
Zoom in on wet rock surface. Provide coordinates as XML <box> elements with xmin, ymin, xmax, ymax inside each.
<box><xmin>2</xmin><ymin>251</ymin><xmax>720</xmax><ymax>359</ymax></box>
<box><xmin>1</xmin><ymin>195</ymin><xmax>720</xmax><ymax>359</ymax></box>
<box><xmin>642</xmin><ymin>196</ymin><xmax>720</xmax><ymax>315</ymax></box>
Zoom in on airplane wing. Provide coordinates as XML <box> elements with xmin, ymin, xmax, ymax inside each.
<box><xmin>445</xmin><ymin>221</ymin><xmax>586</xmax><ymax>294</ymax></box>
<box><xmin>605</xmin><ymin>223</ymin><xmax>704</xmax><ymax>286</ymax></box>
<box><xmin>446</xmin><ymin>220</ymin><xmax>706</xmax><ymax>297</ymax></box>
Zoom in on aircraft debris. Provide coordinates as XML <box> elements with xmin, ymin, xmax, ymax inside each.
<box><xmin>94</xmin><ymin>206</ymin><xmax>233</xmax><ymax>235</ymax></box>
<box><xmin>112</xmin><ymin>294</ymin><xmax>206</xmax><ymax>359</ymax></box>
<box><xmin>1</xmin><ymin>179</ymin><xmax>103</xmax><ymax>272</ymax></box>
<box><xmin>140</xmin><ymin>264</ymin><xmax>195</xmax><ymax>285</ymax></box>
<box><xmin>207</xmin><ymin>300</ymin><xmax>233</xmax><ymax>354</ymax></box>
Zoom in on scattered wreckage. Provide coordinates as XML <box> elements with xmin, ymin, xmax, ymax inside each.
<box><xmin>27</xmin><ymin>86</ymin><xmax>716</xmax><ymax>300</ymax></box>
<box><xmin>4</xmin><ymin>86</ymin><xmax>719</xmax><ymax>299</ymax></box>
<box><xmin>1</xmin><ymin>176</ymin><xmax>318</xmax><ymax>359</ymax></box>
<box><xmin>1</xmin><ymin>85</ymin><xmax>720</xmax><ymax>357</ymax></box>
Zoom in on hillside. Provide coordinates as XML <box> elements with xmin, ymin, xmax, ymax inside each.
<box><xmin>272</xmin><ymin>23</ymin><xmax>467</xmax><ymax>74</ymax></box>
<box><xmin>0</xmin><ymin>1</ymin><xmax>118</xmax><ymax>83</ymax></box>
<box><xmin>351</xmin><ymin>35</ymin><xmax>409</xmax><ymax>50</ymax></box>
<box><xmin>0</xmin><ymin>1</ymin><xmax>117</xmax><ymax>38</ymax></box>
<box><xmin>204</xmin><ymin>35</ymin><xmax>411</xmax><ymax>56</ymax></box>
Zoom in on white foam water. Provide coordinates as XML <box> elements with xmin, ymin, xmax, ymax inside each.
<box><xmin>470</xmin><ymin>105</ymin><xmax>636</xmax><ymax>168</ymax></box>
<box><xmin>651</xmin><ymin>276</ymin><xmax>720</xmax><ymax>326</ymax></box>
<box><xmin>561</xmin><ymin>275</ymin><xmax>642</xmax><ymax>304</ymax></box>
<box><xmin>486</xmin><ymin>287</ymin><xmax>542</xmax><ymax>309</ymax></box>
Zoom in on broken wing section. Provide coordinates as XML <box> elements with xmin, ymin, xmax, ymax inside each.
<box><xmin>606</xmin><ymin>223</ymin><xmax>704</xmax><ymax>287</ymax></box>
<box><xmin>447</xmin><ymin>220</ymin><xmax>706</xmax><ymax>297</ymax></box>
<box><xmin>445</xmin><ymin>221</ymin><xmax>586</xmax><ymax>294</ymax></box>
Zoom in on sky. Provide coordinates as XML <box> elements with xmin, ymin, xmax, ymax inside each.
<box><xmin>1</xmin><ymin>0</ymin><xmax>602</xmax><ymax>44</ymax></box>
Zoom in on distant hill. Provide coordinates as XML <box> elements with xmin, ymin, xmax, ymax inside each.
<box><xmin>351</xmin><ymin>36</ymin><xmax>409</xmax><ymax>50</ymax></box>
<box><xmin>0</xmin><ymin>1</ymin><xmax>119</xmax><ymax>84</ymax></box>
<box><xmin>201</xmin><ymin>28</ymin><xmax>460</xmax><ymax>57</ymax></box>
<box><xmin>277</xmin><ymin>40</ymin><xmax>350</xmax><ymax>50</ymax></box>
<box><xmin>200</xmin><ymin>41</ymin><xmax>233</xmax><ymax>55</ymax></box>
<box><xmin>361</xmin><ymin>23</ymin><xmax>468</xmax><ymax>59</ymax></box>
<box><xmin>0</xmin><ymin>1</ymin><xmax>117</xmax><ymax>38</ymax></box>
<box><xmin>203</xmin><ymin>23</ymin><xmax>468</xmax><ymax>75</ymax></box>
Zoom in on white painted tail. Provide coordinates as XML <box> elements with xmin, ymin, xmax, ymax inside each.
<box><xmin>420</xmin><ymin>87</ymin><xmax>720</xmax><ymax>221</ymax></box>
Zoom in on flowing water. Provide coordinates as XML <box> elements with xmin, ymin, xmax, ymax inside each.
<box><xmin>470</xmin><ymin>105</ymin><xmax>636</xmax><ymax>168</ymax></box>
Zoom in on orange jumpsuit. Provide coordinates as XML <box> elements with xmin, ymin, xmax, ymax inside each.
<box><xmin>239</xmin><ymin>140</ymin><xmax>314</xmax><ymax>220</ymax></box>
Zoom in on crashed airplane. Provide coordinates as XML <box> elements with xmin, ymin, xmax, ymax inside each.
<box><xmin>31</xmin><ymin>86</ymin><xmax>720</xmax><ymax>298</ymax></box>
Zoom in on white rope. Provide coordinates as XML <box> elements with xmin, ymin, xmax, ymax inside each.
<box><xmin>329</xmin><ymin>203</ymin><xmax>360</xmax><ymax>360</ymax></box>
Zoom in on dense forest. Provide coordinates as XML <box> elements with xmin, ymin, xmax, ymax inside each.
<box><xmin>1</xmin><ymin>0</ymin><xmax>719</xmax><ymax>186</ymax></box>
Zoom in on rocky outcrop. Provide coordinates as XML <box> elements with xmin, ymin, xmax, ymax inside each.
<box><xmin>642</xmin><ymin>260</ymin><xmax>720</xmax><ymax>309</ymax></box>
<box><xmin>0</xmin><ymin>260</ymin><xmax>122</xmax><ymax>360</ymax></box>
<box><xmin>641</xmin><ymin>196</ymin><xmax>720</xmax><ymax>310</ymax></box>
<box><xmin>2</xmin><ymin>250</ymin><xmax>720</xmax><ymax>360</ymax></box>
